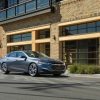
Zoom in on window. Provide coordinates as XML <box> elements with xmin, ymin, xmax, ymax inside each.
<box><xmin>61</xmin><ymin>39</ymin><xmax>99</xmax><ymax>65</ymax></box>
<box><xmin>16</xmin><ymin>4</ymin><xmax>25</xmax><ymax>15</ymax></box>
<box><xmin>78</xmin><ymin>23</ymin><xmax>86</xmax><ymax>29</ymax></box>
<box><xmin>87</xmin><ymin>27</ymin><xmax>96</xmax><ymax>33</ymax></box>
<box><xmin>8</xmin><ymin>0</ymin><xmax>17</xmax><ymax>7</ymax></box>
<box><xmin>8</xmin><ymin>45</ymin><xmax>32</xmax><ymax>52</ymax></box>
<box><xmin>60</xmin><ymin>21</ymin><xmax>100</xmax><ymax>36</ymax></box>
<box><xmin>16</xmin><ymin>52</ymin><xmax>26</xmax><ymax>58</ymax></box>
<box><xmin>37</xmin><ymin>0</ymin><xmax>49</xmax><ymax>9</ymax></box>
<box><xmin>7</xmin><ymin>7</ymin><xmax>15</xmax><ymax>18</ymax></box>
<box><xmin>8</xmin><ymin>33</ymin><xmax>32</xmax><ymax>43</ymax></box>
<box><xmin>0</xmin><ymin>11</ymin><xmax>6</xmax><ymax>21</ymax></box>
<box><xmin>22</xmin><ymin>33</ymin><xmax>31</xmax><ymax>41</ymax></box>
<box><xmin>26</xmin><ymin>0</ymin><xmax>36</xmax><ymax>12</ymax></box>
<box><xmin>36</xmin><ymin>29</ymin><xmax>50</xmax><ymax>39</ymax></box>
<box><xmin>87</xmin><ymin>22</ymin><xmax>95</xmax><ymax>28</ymax></box>
<box><xmin>7</xmin><ymin>52</ymin><xmax>16</xmax><ymax>57</ymax></box>
<box><xmin>96</xmin><ymin>21</ymin><xmax>100</xmax><ymax>27</ymax></box>
<box><xmin>0</xmin><ymin>0</ymin><xmax>5</xmax><ymax>10</ymax></box>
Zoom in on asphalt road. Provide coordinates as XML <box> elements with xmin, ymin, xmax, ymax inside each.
<box><xmin>0</xmin><ymin>71</ymin><xmax>100</xmax><ymax>100</ymax></box>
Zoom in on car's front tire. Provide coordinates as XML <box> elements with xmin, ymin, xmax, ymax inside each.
<box><xmin>1</xmin><ymin>63</ymin><xmax>10</xmax><ymax>74</ymax></box>
<box><xmin>28</xmin><ymin>63</ymin><xmax>38</xmax><ymax>77</ymax></box>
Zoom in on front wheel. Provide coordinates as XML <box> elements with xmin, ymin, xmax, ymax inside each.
<box><xmin>28</xmin><ymin>63</ymin><xmax>38</xmax><ymax>77</ymax></box>
<box><xmin>1</xmin><ymin>63</ymin><xmax>10</xmax><ymax>74</ymax></box>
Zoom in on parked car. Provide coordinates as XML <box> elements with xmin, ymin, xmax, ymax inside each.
<box><xmin>0</xmin><ymin>51</ymin><xmax>66</xmax><ymax>77</ymax></box>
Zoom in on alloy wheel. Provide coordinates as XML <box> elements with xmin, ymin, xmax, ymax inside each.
<box><xmin>28</xmin><ymin>63</ymin><xmax>38</xmax><ymax>77</ymax></box>
<box><xmin>1</xmin><ymin>63</ymin><xmax>9</xmax><ymax>74</ymax></box>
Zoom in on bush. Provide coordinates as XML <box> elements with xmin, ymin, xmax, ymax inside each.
<box><xmin>69</xmin><ymin>64</ymin><xmax>100</xmax><ymax>74</ymax></box>
<box><xmin>69</xmin><ymin>64</ymin><xmax>78</xmax><ymax>73</ymax></box>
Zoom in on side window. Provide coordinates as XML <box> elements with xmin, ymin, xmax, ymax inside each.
<box><xmin>7</xmin><ymin>52</ymin><xmax>16</xmax><ymax>57</ymax></box>
<box><xmin>16</xmin><ymin>52</ymin><xmax>26</xmax><ymax>58</ymax></box>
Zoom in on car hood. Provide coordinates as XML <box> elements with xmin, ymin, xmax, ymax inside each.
<box><xmin>29</xmin><ymin>57</ymin><xmax>64</xmax><ymax>64</ymax></box>
<box><xmin>39</xmin><ymin>57</ymin><xmax>63</xmax><ymax>64</ymax></box>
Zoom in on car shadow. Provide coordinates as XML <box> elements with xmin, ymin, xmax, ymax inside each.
<box><xmin>6</xmin><ymin>72</ymin><xmax>69</xmax><ymax>78</ymax></box>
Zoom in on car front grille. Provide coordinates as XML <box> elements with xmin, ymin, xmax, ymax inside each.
<box><xmin>52</xmin><ymin>64</ymin><xmax>65</xmax><ymax>71</ymax></box>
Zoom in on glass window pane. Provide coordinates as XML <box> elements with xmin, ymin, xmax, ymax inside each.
<box><xmin>16</xmin><ymin>4</ymin><xmax>25</xmax><ymax>15</ymax></box>
<box><xmin>96</xmin><ymin>21</ymin><xmax>100</xmax><ymax>27</ymax></box>
<box><xmin>19</xmin><ymin>0</ymin><xmax>28</xmax><ymax>3</ymax></box>
<box><xmin>78</xmin><ymin>29</ymin><xmax>87</xmax><ymax>34</ymax></box>
<box><xmin>9</xmin><ymin>52</ymin><xmax>16</xmax><ymax>57</ymax></box>
<box><xmin>0</xmin><ymin>11</ymin><xmax>6</xmax><ymax>21</ymax></box>
<box><xmin>13</xmin><ymin>35</ymin><xmax>21</xmax><ymax>39</ymax></box>
<box><xmin>0</xmin><ymin>1</ymin><xmax>5</xmax><ymax>10</ymax></box>
<box><xmin>24</xmin><ymin>45</ymin><xmax>31</xmax><ymax>50</ymax></box>
<box><xmin>87</xmin><ymin>27</ymin><xmax>96</xmax><ymax>33</ymax></box>
<box><xmin>17</xmin><ymin>52</ymin><xmax>26</xmax><ymax>58</ymax></box>
<box><xmin>97</xmin><ymin>27</ymin><xmax>100</xmax><ymax>32</ymax></box>
<box><xmin>8</xmin><ymin>0</ymin><xmax>17</xmax><ymax>7</ymax></box>
<box><xmin>37</xmin><ymin>0</ymin><xmax>49</xmax><ymax>9</ymax></box>
<box><xmin>37</xmin><ymin>29</ymin><xmax>50</xmax><ymax>39</ymax></box>
<box><xmin>78</xmin><ymin>23</ymin><xmax>86</xmax><ymax>29</ymax></box>
<box><xmin>26</xmin><ymin>0</ymin><xmax>36</xmax><ymax>12</ymax></box>
<box><xmin>69</xmin><ymin>30</ymin><xmax>78</xmax><ymax>35</ymax></box>
<box><xmin>7</xmin><ymin>7</ymin><xmax>15</xmax><ymax>18</ymax></box>
<box><xmin>87</xmin><ymin>22</ymin><xmax>95</xmax><ymax>28</ymax></box>
<box><xmin>22</xmin><ymin>33</ymin><xmax>31</xmax><ymax>41</ymax></box>
<box><xmin>70</xmin><ymin>25</ymin><xmax>77</xmax><ymax>30</ymax></box>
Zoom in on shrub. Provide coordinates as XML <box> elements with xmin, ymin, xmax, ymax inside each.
<box><xmin>69</xmin><ymin>64</ymin><xmax>78</xmax><ymax>73</ymax></box>
<box><xmin>69</xmin><ymin>64</ymin><xmax>100</xmax><ymax>74</ymax></box>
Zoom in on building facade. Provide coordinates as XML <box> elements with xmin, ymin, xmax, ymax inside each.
<box><xmin>0</xmin><ymin>0</ymin><xmax>100</xmax><ymax>65</ymax></box>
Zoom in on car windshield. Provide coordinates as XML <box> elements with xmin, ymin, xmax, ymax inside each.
<box><xmin>25</xmin><ymin>51</ymin><xmax>49</xmax><ymax>58</ymax></box>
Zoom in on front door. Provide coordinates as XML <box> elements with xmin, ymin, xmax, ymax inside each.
<box><xmin>15</xmin><ymin>52</ymin><xmax>29</xmax><ymax>72</ymax></box>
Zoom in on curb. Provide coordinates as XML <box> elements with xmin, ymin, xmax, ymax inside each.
<box><xmin>68</xmin><ymin>74</ymin><xmax>100</xmax><ymax>79</ymax></box>
<box><xmin>63</xmin><ymin>70</ymin><xmax>100</xmax><ymax>79</ymax></box>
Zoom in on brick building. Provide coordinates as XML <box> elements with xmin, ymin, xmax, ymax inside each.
<box><xmin>0</xmin><ymin>0</ymin><xmax>100</xmax><ymax>65</ymax></box>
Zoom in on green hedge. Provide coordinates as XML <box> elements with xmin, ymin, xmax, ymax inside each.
<box><xmin>69</xmin><ymin>64</ymin><xmax>100</xmax><ymax>74</ymax></box>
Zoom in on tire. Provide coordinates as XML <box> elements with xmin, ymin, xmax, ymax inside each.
<box><xmin>28</xmin><ymin>63</ymin><xmax>38</xmax><ymax>77</ymax></box>
<box><xmin>1</xmin><ymin>63</ymin><xmax>9</xmax><ymax>74</ymax></box>
<box><xmin>53</xmin><ymin>73</ymin><xmax>61</xmax><ymax>77</ymax></box>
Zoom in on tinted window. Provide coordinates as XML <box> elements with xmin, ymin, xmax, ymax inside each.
<box><xmin>25</xmin><ymin>51</ymin><xmax>49</xmax><ymax>58</ymax></box>
<box><xmin>78</xmin><ymin>24</ymin><xmax>86</xmax><ymax>29</ymax></box>
<box><xmin>8</xmin><ymin>0</ymin><xmax>17</xmax><ymax>7</ymax></box>
<box><xmin>7</xmin><ymin>52</ymin><xmax>16</xmax><ymax>57</ymax></box>
<box><xmin>70</xmin><ymin>25</ymin><xmax>77</xmax><ymax>30</ymax></box>
<box><xmin>16</xmin><ymin>52</ymin><xmax>26</xmax><ymax>58</ymax></box>
<box><xmin>96</xmin><ymin>21</ymin><xmax>100</xmax><ymax>27</ymax></box>
<box><xmin>87</xmin><ymin>22</ymin><xmax>95</xmax><ymax>28</ymax></box>
<box><xmin>37</xmin><ymin>0</ymin><xmax>49</xmax><ymax>8</ymax></box>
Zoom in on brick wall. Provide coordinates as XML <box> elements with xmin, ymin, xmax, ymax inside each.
<box><xmin>0</xmin><ymin>26</ymin><xmax>7</xmax><ymax>57</ymax></box>
<box><xmin>60</xmin><ymin>0</ymin><xmax>100</xmax><ymax>22</ymax></box>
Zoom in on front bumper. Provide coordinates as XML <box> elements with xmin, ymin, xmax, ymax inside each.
<box><xmin>38</xmin><ymin>63</ymin><xmax>66</xmax><ymax>74</ymax></box>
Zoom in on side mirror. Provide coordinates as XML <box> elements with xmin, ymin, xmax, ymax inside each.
<box><xmin>21</xmin><ymin>56</ymin><xmax>27</xmax><ymax>61</ymax></box>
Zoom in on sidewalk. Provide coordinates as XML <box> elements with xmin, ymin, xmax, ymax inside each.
<box><xmin>64</xmin><ymin>70</ymin><xmax>100</xmax><ymax>79</ymax></box>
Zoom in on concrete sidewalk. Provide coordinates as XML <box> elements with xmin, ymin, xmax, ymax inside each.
<box><xmin>64</xmin><ymin>70</ymin><xmax>100</xmax><ymax>79</ymax></box>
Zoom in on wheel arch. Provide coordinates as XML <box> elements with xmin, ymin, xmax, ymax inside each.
<box><xmin>28</xmin><ymin>62</ymin><xmax>38</xmax><ymax>72</ymax></box>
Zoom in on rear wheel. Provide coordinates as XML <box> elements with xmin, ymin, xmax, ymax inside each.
<box><xmin>1</xmin><ymin>63</ymin><xmax>10</xmax><ymax>74</ymax></box>
<box><xmin>28</xmin><ymin>63</ymin><xmax>38</xmax><ymax>77</ymax></box>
